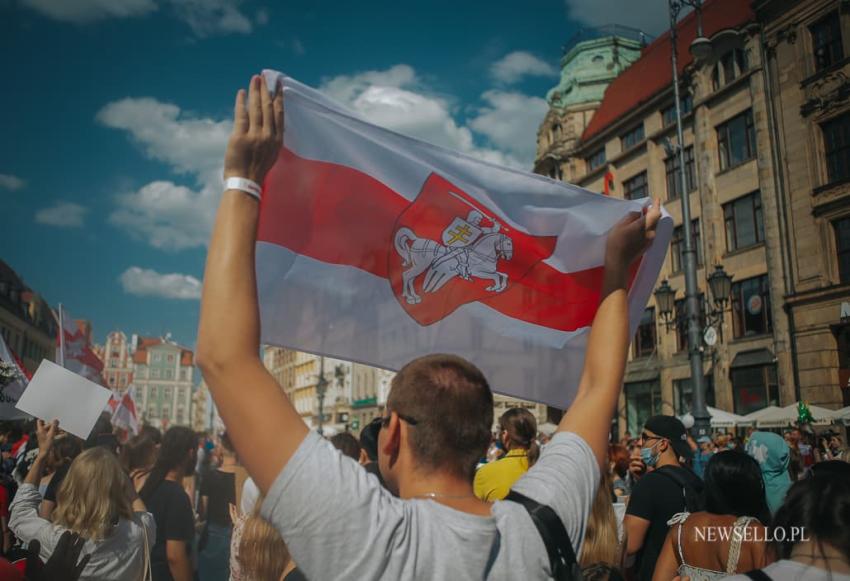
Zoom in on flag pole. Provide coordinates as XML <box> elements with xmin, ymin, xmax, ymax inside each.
<box><xmin>57</xmin><ymin>303</ymin><xmax>66</xmax><ymax>368</ymax></box>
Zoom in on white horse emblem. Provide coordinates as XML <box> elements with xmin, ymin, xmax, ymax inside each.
<box><xmin>393</xmin><ymin>210</ymin><xmax>513</xmax><ymax>305</ymax></box>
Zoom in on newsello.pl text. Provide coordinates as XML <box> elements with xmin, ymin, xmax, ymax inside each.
<box><xmin>694</xmin><ymin>526</ymin><xmax>809</xmax><ymax>544</ymax></box>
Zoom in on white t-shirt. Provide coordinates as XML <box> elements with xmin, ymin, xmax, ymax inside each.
<box><xmin>723</xmin><ymin>560</ymin><xmax>850</xmax><ymax>581</ymax></box>
<box><xmin>261</xmin><ymin>430</ymin><xmax>599</xmax><ymax>580</ymax></box>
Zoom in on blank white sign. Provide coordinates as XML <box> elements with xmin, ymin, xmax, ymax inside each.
<box><xmin>16</xmin><ymin>360</ymin><xmax>111</xmax><ymax>439</ymax></box>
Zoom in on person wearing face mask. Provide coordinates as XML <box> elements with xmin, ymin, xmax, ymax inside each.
<box><xmin>623</xmin><ymin>416</ymin><xmax>703</xmax><ymax>581</ymax></box>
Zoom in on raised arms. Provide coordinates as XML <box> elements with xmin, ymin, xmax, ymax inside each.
<box><xmin>196</xmin><ymin>75</ymin><xmax>307</xmax><ymax>493</ymax></box>
<box><xmin>558</xmin><ymin>200</ymin><xmax>662</xmax><ymax>469</ymax></box>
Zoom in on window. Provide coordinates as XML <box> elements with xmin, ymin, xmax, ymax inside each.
<box><xmin>834</xmin><ymin>217</ymin><xmax>850</xmax><ymax>283</ymax></box>
<box><xmin>623</xmin><ymin>171</ymin><xmax>649</xmax><ymax>200</ymax></box>
<box><xmin>717</xmin><ymin>110</ymin><xmax>757</xmax><ymax>170</ymax></box>
<box><xmin>673</xmin><ymin>376</ymin><xmax>716</xmax><ymax>415</ymax></box>
<box><xmin>670</xmin><ymin>220</ymin><xmax>703</xmax><ymax>273</ymax></box>
<box><xmin>810</xmin><ymin>12</ymin><xmax>844</xmax><ymax>72</ymax></box>
<box><xmin>164</xmin><ymin>369</ymin><xmax>173</xmax><ymax>379</ymax></box>
<box><xmin>665</xmin><ymin>146</ymin><xmax>696</xmax><ymax>200</ymax></box>
<box><xmin>625</xmin><ymin>380</ymin><xmax>662</xmax><ymax>435</ymax></box>
<box><xmin>675</xmin><ymin>296</ymin><xmax>706</xmax><ymax>352</ymax></box>
<box><xmin>152</xmin><ymin>353</ymin><xmax>161</xmax><ymax>363</ymax></box>
<box><xmin>712</xmin><ymin>48</ymin><xmax>748</xmax><ymax>90</ymax></box>
<box><xmin>150</xmin><ymin>386</ymin><xmax>158</xmax><ymax>398</ymax></box>
<box><xmin>621</xmin><ymin>124</ymin><xmax>645</xmax><ymax>149</ymax></box>
<box><xmin>633</xmin><ymin>307</ymin><xmax>656</xmax><ymax>358</ymax></box>
<box><xmin>724</xmin><ymin>192</ymin><xmax>764</xmax><ymax>252</ymax></box>
<box><xmin>587</xmin><ymin>147</ymin><xmax>606</xmax><ymax>171</ymax></box>
<box><xmin>822</xmin><ymin>112</ymin><xmax>850</xmax><ymax>184</ymax></box>
<box><xmin>732</xmin><ymin>364</ymin><xmax>779</xmax><ymax>415</ymax></box>
<box><xmin>731</xmin><ymin>275</ymin><xmax>773</xmax><ymax>338</ymax></box>
<box><xmin>180</xmin><ymin>369</ymin><xmax>187</xmax><ymax>381</ymax></box>
<box><xmin>150</xmin><ymin>369</ymin><xmax>160</xmax><ymax>379</ymax></box>
<box><xmin>167</xmin><ymin>354</ymin><xmax>174</xmax><ymax>362</ymax></box>
<box><xmin>148</xmin><ymin>405</ymin><xmax>158</xmax><ymax>420</ymax></box>
<box><xmin>662</xmin><ymin>95</ymin><xmax>694</xmax><ymax>127</ymax></box>
<box><xmin>164</xmin><ymin>387</ymin><xmax>173</xmax><ymax>400</ymax></box>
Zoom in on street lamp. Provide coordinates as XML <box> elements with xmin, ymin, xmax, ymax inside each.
<box><xmin>668</xmin><ymin>0</ymin><xmax>715</xmax><ymax>438</ymax></box>
<box><xmin>655</xmin><ymin>265</ymin><xmax>733</xmax><ymax>333</ymax></box>
<box><xmin>316</xmin><ymin>356</ymin><xmax>328</xmax><ymax>436</ymax></box>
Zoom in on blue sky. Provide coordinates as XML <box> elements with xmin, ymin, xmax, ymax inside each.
<box><xmin>0</xmin><ymin>0</ymin><xmax>671</xmax><ymax>349</ymax></box>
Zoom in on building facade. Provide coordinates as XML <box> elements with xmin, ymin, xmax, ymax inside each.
<box><xmin>534</xmin><ymin>0</ymin><xmax>826</xmax><ymax>436</ymax></box>
<box><xmin>756</xmin><ymin>0</ymin><xmax>850</xmax><ymax>410</ymax></box>
<box><xmin>132</xmin><ymin>337</ymin><xmax>194</xmax><ymax>429</ymax></box>
<box><xmin>350</xmin><ymin>363</ymin><xmax>395</xmax><ymax>433</ymax></box>
<box><xmin>101</xmin><ymin>331</ymin><xmax>134</xmax><ymax>392</ymax></box>
<box><xmin>0</xmin><ymin>260</ymin><xmax>56</xmax><ymax>373</ymax></box>
<box><xmin>192</xmin><ymin>380</ymin><xmax>210</xmax><ymax>433</ymax></box>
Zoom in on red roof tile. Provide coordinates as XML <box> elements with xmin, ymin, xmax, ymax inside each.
<box><xmin>581</xmin><ymin>0</ymin><xmax>755</xmax><ymax>142</ymax></box>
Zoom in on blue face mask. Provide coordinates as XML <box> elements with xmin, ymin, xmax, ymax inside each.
<box><xmin>640</xmin><ymin>444</ymin><xmax>658</xmax><ymax>467</ymax></box>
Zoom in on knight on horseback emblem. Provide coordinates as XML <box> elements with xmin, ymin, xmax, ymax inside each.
<box><xmin>393</xmin><ymin>208</ymin><xmax>513</xmax><ymax>305</ymax></box>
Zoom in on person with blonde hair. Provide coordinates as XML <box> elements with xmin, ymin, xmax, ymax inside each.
<box><xmin>9</xmin><ymin>420</ymin><xmax>155</xmax><ymax>580</ymax></box>
<box><xmin>580</xmin><ymin>472</ymin><xmax>625</xmax><ymax>571</ymax></box>
<box><xmin>230</xmin><ymin>495</ymin><xmax>304</xmax><ymax>581</ymax></box>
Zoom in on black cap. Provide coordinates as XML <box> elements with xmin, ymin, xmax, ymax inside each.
<box><xmin>644</xmin><ymin>415</ymin><xmax>692</xmax><ymax>460</ymax></box>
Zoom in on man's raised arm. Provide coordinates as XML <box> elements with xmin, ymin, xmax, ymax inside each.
<box><xmin>558</xmin><ymin>200</ymin><xmax>661</xmax><ymax>469</ymax></box>
<box><xmin>196</xmin><ymin>74</ymin><xmax>307</xmax><ymax>493</ymax></box>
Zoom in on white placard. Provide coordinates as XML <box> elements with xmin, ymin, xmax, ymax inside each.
<box><xmin>15</xmin><ymin>360</ymin><xmax>111</xmax><ymax>439</ymax></box>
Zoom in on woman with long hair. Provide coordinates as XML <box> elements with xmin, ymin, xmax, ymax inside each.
<box><xmin>9</xmin><ymin>420</ymin><xmax>154</xmax><ymax>580</ymax></box>
<box><xmin>723</xmin><ymin>463</ymin><xmax>850</xmax><ymax>580</ymax></box>
<box><xmin>473</xmin><ymin>407</ymin><xmax>539</xmax><ymax>501</ymax></box>
<box><xmin>139</xmin><ymin>426</ymin><xmax>197</xmax><ymax>581</ymax></box>
<box><xmin>230</xmin><ymin>496</ymin><xmax>304</xmax><ymax>581</ymax></box>
<box><xmin>652</xmin><ymin>450</ymin><xmax>771</xmax><ymax>580</ymax></box>
<box><xmin>121</xmin><ymin>430</ymin><xmax>161</xmax><ymax>492</ymax></box>
<box><xmin>580</xmin><ymin>471</ymin><xmax>625</xmax><ymax>570</ymax></box>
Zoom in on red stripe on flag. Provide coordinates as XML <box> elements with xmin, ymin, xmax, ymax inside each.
<box><xmin>258</xmin><ymin>148</ymin><xmax>618</xmax><ymax>333</ymax></box>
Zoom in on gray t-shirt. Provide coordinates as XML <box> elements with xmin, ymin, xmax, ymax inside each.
<box><xmin>261</xmin><ymin>430</ymin><xmax>598</xmax><ymax>580</ymax></box>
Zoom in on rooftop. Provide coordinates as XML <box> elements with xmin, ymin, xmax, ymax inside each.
<box><xmin>581</xmin><ymin>0</ymin><xmax>755</xmax><ymax>142</ymax></box>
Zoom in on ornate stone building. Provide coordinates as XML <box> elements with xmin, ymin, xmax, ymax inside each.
<box><xmin>132</xmin><ymin>336</ymin><xmax>194</xmax><ymax>429</ymax></box>
<box><xmin>534</xmin><ymin>0</ymin><xmax>826</xmax><ymax>436</ymax></box>
<box><xmin>101</xmin><ymin>331</ymin><xmax>134</xmax><ymax>392</ymax></box>
<box><xmin>756</xmin><ymin>0</ymin><xmax>850</xmax><ymax>409</ymax></box>
<box><xmin>0</xmin><ymin>260</ymin><xmax>56</xmax><ymax>373</ymax></box>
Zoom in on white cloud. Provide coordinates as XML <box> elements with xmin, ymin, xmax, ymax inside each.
<box><xmin>0</xmin><ymin>174</ymin><xmax>25</xmax><ymax>191</ymax></box>
<box><xmin>168</xmin><ymin>0</ymin><xmax>252</xmax><ymax>36</ymax></box>
<box><xmin>97</xmin><ymin>98</ymin><xmax>229</xmax><ymax>250</ymax></box>
<box><xmin>19</xmin><ymin>0</ymin><xmax>157</xmax><ymax>23</ymax></box>
<box><xmin>320</xmin><ymin>65</ymin><xmax>521</xmax><ymax>168</ymax></box>
<box><xmin>120</xmin><ymin>266</ymin><xmax>202</xmax><ymax>299</ymax></box>
<box><xmin>468</xmin><ymin>91</ymin><xmax>550</xmax><ymax>167</ymax></box>
<box><xmin>35</xmin><ymin>202</ymin><xmax>88</xmax><ymax>228</ymax></box>
<box><xmin>96</xmin><ymin>97</ymin><xmax>230</xmax><ymax>176</ymax></box>
<box><xmin>490</xmin><ymin>51</ymin><xmax>558</xmax><ymax>85</ymax></box>
<box><xmin>565</xmin><ymin>0</ymin><xmax>678</xmax><ymax>36</ymax></box>
<box><xmin>110</xmin><ymin>181</ymin><xmax>215</xmax><ymax>250</ymax></box>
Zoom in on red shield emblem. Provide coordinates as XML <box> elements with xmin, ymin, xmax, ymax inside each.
<box><xmin>388</xmin><ymin>173</ymin><xmax>557</xmax><ymax>326</ymax></box>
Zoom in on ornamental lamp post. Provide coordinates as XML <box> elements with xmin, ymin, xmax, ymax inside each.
<box><xmin>667</xmin><ymin>0</ymin><xmax>715</xmax><ymax>439</ymax></box>
<box><xmin>316</xmin><ymin>356</ymin><xmax>328</xmax><ymax>436</ymax></box>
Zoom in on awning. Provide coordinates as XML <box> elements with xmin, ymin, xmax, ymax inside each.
<box><xmin>730</xmin><ymin>348</ymin><xmax>775</xmax><ymax>369</ymax></box>
<box><xmin>624</xmin><ymin>368</ymin><xmax>660</xmax><ymax>383</ymax></box>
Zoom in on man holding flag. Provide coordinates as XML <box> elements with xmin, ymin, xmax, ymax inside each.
<box><xmin>197</xmin><ymin>74</ymin><xmax>664</xmax><ymax>580</ymax></box>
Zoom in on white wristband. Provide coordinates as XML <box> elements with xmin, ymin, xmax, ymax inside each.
<box><xmin>223</xmin><ymin>177</ymin><xmax>262</xmax><ymax>200</ymax></box>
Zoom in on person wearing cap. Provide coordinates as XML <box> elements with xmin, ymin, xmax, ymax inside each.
<box><xmin>691</xmin><ymin>435</ymin><xmax>714</xmax><ymax>479</ymax></box>
<box><xmin>624</xmin><ymin>415</ymin><xmax>704</xmax><ymax>581</ymax></box>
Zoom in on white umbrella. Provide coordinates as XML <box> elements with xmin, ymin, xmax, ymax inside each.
<box><xmin>743</xmin><ymin>405</ymin><xmax>783</xmax><ymax>427</ymax></box>
<box><xmin>833</xmin><ymin>406</ymin><xmax>850</xmax><ymax>426</ymax></box>
<box><xmin>679</xmin><ymin>406</ymin><xmax>753</xmax><ymax>429</ymax></box>
<box><xmin>751</xmin><ymin>403</ymin><xmax>838</xmax><ymax>428</ymax></box>
<box><xmin>538</xmin><ymin>422</ymin><xmax>558</xmax><ymax>437</ymax></box>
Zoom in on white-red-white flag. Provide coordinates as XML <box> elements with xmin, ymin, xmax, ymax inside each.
<box><xmin>255</xmin><ymin>71</ymin><xmax>672</xmax><ymax>408</ymax></box>
<box><xmin>55</xmin><ymin>308</ymin><xmax>104</xmax><ymax>385</ymax></box>
<box><xmin>0</xmin><ymin>333</ymin><xmax>29</xmax><ymax>420</ymax></box>
<box><xmin>111</xmin><ymin>391</ymin><xmax>139</xmax><ymax>435</ymax></box>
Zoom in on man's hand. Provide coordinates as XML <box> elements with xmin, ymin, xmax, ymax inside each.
<box><xmin>605</xmin><ymin>198</ymin><xmax>662</xmax><ymax>271</ymax></box>
<box><xmin>223</xmin><ymin>74</ymin><xmax>284</xmax><ymax>183</ymax></box>
<box><xmin>35</xmin><ymin>420</ymin><xmax>58</xmax><ymax>456</ymax></box>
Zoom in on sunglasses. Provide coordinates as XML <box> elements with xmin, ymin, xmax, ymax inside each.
<box><xmin>373</xmin><ymin>411</ymin><xmax>420</xmax><ymax>429</ymax></box>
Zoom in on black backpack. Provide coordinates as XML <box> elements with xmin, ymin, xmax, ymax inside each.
<box><xmin>654</xmin><ymin>465</ymin><xmax>704</xmax><ymax>512</ymax></box>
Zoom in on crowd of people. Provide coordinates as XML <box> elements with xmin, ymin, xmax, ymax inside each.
<box><xmin>0</xmin><ymin>75</ymin><xmax>847</xmax><ymax>580</ymax></box>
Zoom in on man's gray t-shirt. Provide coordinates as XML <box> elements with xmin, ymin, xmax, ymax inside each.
<box><xmin>261</xmin><ymin>430</ymin><xmax>599</xmax><ymax>580</ymax></box>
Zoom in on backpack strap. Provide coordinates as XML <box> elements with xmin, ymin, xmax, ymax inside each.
<box><xmin>744</xmin><ymin>569</ymin><xmax>772</xmax><ymax>581</ymax></box>
<box><xmin>654</xmin><ymin>466</ymin><xmax>701</xmax><ymax>511</ymax></box>
<box><xmin>505</xmin><ymin>490</ymin><xmax>579</xmax><ymax>581</ymax></box>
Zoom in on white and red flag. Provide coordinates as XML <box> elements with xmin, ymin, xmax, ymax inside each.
<box><xmin>256</xmin><ymin>71</ymin><xmax>672</xmax><ymax>408</ymax></box>
<box><xmin>0</xmin><ymin>332</ymin><xmax>29</xmax><ymax>420</ymax></box>
<box><xmin>111</xmin><ymin>390</ymin><xmax>140</xmax><ymax>436</ymax></box>
<box><xmin>55</xmin><ymin>307</ymin><xmax>104</xmax><ymax>385</ymax></box>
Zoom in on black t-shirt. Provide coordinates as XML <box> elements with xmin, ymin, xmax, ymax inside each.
<box><xmin>146</xmin><ymin>480</ymin><xmax>195</xmax><ymax>581</ymax></box>
<box><xmin>200</xmin><ymin>469</ymin><xmax>235</xmax><ymax>527</ymax></box>
<box><xmin>43</xmin><ymin>462</ymin><xmax>70</xmax><ymax>503</ymax></box>
<box><xmin>626</xmin><ymin>465</ymin><xmax>703</xmax><ymax>581</ymax></box>
<box><xmin>284</xmin><ymin>568</ymin><xmax>308</xmax><ymax>581</ymax></box>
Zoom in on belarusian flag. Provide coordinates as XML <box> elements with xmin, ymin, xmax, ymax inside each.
<box><xmin>55</xmin><ymin>307</ymin><xmax>105</xmax><ymax>385</ymax></box>
<box><xmin>255</xmin><ymin>71</ymin><xmax>672</xmax><ymax>408</ymax></box>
